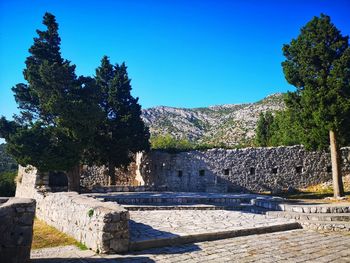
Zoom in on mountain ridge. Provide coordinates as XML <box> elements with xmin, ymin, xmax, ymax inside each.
<box><xmin>141</xmin><ymin>93</ymin><xmax>285</xmax><ymax>147</ymax></box>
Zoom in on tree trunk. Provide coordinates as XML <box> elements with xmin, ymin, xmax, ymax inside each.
<box><xmin>329</xmin><ymin>130</ymin><xmax>344</xmax><ymax>198</ymax></box>
<box><xmin>66</xmin><ymin>165</ymin><xmax>80</xmax><ymax>193</ymax></box>
<box><xmin>108</xmin><ymin>160</ymin><xmax>116</xmax><ymax>185</ymax></box>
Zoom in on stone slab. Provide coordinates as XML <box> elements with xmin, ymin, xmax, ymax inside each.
<box><xmin>31</xmin><ymin>230</ymin><xmax>350</xmax><ymax>262</ymax></box>
<box><xmin>128</xmin><ymin>209</ymin><xmax>300</xmax><ymax>250</ymax></box>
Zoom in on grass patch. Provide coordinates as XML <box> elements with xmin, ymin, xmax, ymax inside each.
<box><xmin>282</xmin><ymin>191</ymin><xmax>350</xmax><ymax>201</ymax></box>
<box><xmin>274</xmin><ymin>178</ymin><xmax>350</xmax><ymax>202</ymax></box>
<box><xmin>261</xmin><ymin>175</ymin><xmax>350</xmax><ymax>202</ymax></box>
<box><xmin>32</xmin><ymin>218</ymin><xmax>88</xmax><ymax>250</ymax></box>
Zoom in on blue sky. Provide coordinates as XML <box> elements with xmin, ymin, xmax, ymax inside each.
<box><xmin>1</xmin><ymin>0</ymin><xmax>349</xmax><ymax>121</ymax></box>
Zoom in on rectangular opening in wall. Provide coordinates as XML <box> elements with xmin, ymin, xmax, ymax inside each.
<box><xmin>178</xmin><ymin>170</ymin><xmax>183</xmax><ymax>177</ymax></box>
<box><xmin>295</xmin><ymin>166</ymin><xmax>303</xmax><ymax>174</ymax></box>
<box><xmin>223</xmin><ymin>169</ymin><xmax>230</xmax><ymax>175</ymax></box>
<box><xmin>199</xmin><ymin>170</ymin><xmax>205</xmax><ymax>176</ymax></box>
<box><xmin>250</xmin><ymin>167</ymin><xmax>255</xmax><ymax>175</ymax></box>
<box><xmin>327</xmin><ymin>166</ymin><xmax>332</xmax><ymax>173</ymax></box>
<box><xmin>272</xmin><ymin>167</ymin><xmax>278</xmax><ymax>174</ymax></box>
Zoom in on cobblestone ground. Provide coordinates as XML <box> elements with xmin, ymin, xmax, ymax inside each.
<box><xmin>129</xmin><ymin>210</ymin><xmax>295</xmax><ymax>242</ymax></box>
<box><xmin>31</xmin><ymin>230</ymin><xmax>350</xmax><ymax>262</ymax></box>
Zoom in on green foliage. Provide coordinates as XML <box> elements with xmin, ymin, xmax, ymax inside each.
<box><xmin>0</xmin><ymin>13</ymin><xmax>150</xmax><ymax>186</ymax></box>
<box><xmin>0</xmin><ymin>171</ymin><xmax>17</xmax><ymax>196</ymax></box>
<box><xmin>255</xmin><ymin>15</ymin><xmax>350</xmax><ymax>150</ymax></box>
<box><xmin>150</xmin><ymin>134</ymin><xmax>194</xmax><ymax>151</ymax></box>
<box><xmin>282</xmin><ymin>14</ymin><xmax>350</xmax><ymax>150</ymax></box>
<box><xmin>0</xmin><ymin>13</ymin><xmax>101</xmax><ymax>176</ymax></box>
<box><xmin>87</xmin><ymin>208</ymin><xmax>94</xmax><ymax>218</ymax></box>
<box><xmin>85</xmin><ymin>56</ymin><xmax>150</xmax><ymax>177</ymax></box>
<box><xmin>150</xmin><ymin>134</ymin><xmax>243</xmax><ymax>152</ymax></box>
<box><xmin>268</xmin><ymin>110</ymin><xmax>304</xmax><ymax>147</ymax></box>
<box><xmin>254</xmin><ymin>112</ymin><xmax>274</xmax><ymax>147</ymax></box>
<box><xmin>76</xmin><ymin>242</ymin><xmax>88</xmax><ymax>251</ymax></box>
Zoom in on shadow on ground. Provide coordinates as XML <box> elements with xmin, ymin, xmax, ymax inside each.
<box><xmin>30</xmin><ymin>243</ymin><xmax>202</xmax><ymax>262</ymax></box>
<box><xmin>31</xmin><ymin>256</ymin><xmax>156</xmax><ymax>262</ymax></box>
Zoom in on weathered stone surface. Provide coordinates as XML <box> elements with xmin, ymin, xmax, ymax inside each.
<box><xmin>16</xmin><ymin>146</ymin><xmax>350</xmax><ymax>194</ymax></box>
<box><xmin>30</xmin><ymin>230</ymin><xmax>350</xmax><ymax>262</ymax></box>
<box><xmin>140</xmin><ymin>146</ymin><xmax>350</xmax><ymax>192</ymax></box>
<box><xmin>80</xmin><ymin>162</ymin><xmax>141</xmax><ymax>191</ymax></box>
<box><xmin>0</xmin><ymin>197</ymin><xmax>36</xmax><ymax>263</ymax></box>
<box><xmin>32</xmin><ymin>191</ymin><xmax>130</xmax><ymax>253</ymax></box>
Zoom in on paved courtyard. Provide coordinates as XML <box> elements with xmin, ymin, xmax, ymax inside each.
<box><xmin>129</xmin><ymin>210</ymin><xmax>297</xmax><ymax>244</ymax></box>
<box><xmin>31</xmin><ymin>229</ymin><xmax>350</xmax><ymax>262</ymax></box>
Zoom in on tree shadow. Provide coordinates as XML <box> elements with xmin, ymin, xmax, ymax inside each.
<box><xmin>31</xmin><ymin>256</ymin><xmax>156</xmax><ymax>262</ymax></box>
<box><xmin>128</xmin><ymin>219</ymin><xmax>202</xmax><ymax>253</ymax></box>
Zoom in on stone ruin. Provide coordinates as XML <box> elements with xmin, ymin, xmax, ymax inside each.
<box><xmin>53</xmin><ymin>145</ymin><xmax>350</xmax><ymax>194</ymax></box>
<box><xmin>11</xmin><ymin>145</ymin><xmax>350</xmax><ymax>254</ymax></box>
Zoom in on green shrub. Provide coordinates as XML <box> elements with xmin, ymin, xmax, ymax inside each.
<box><xmin>0</xmin><ymin>171</ymin><xmax>17</xmax><ymax>196</ymax></box>
<box><xmin>150</xmin><ymin>134</ymin><xmax>195</xmax><ymax>151</ymax></box>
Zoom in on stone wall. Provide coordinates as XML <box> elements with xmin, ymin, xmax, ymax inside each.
<box><xmin>0</xmin><ymin>197</ymin><xmax>36</xmax><ymax>263</ymax></box>
<box><xmin>76</xmin><ymin>163</ymin><xmax>141</xmax><ymax>191</ymax></box>
<box><xmin>34</xmin><ymin>192</ymin><xmax>129</xmax><ymax>253</ymax></box>
<box><xmin>16</xmin><ymin>166</ymin><xmax>130</xmax><ymax>253</ymax></box>
<box><xmin>139</xmin><ymin>146</ymin><xmax>350</xmax><ymax>193</ymax></box>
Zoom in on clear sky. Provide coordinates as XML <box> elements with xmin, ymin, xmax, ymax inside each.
<box><xmin>1</xmin><ymin>0</ymin><xmax>349</xmax><ymax>121</ymax></box>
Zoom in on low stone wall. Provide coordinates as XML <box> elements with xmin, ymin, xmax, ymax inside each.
<box><xmin>34</xmin><ymin>192</ymin><xmax>129</xmax><ymax>253</ymax></box>
<box><xmin>140</xmin><ymin>146</ymin><xmax>350</xmax><ymax>193</ymax></box>
<box><xmin>16</xmin><ymin>167</ymin><xmax>130</xmax><ymax>253</ymax></box>
<box><xmin>0</xmin><ymin>197</ymin><xmax>36</xmax><ymax>263</ymax></box>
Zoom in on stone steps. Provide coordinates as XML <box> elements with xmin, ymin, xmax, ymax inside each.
<box><xmin>128</xmin><ymin>222</ymin><xmax>301</xmax><ymax>251</ymax></box>
<box><xmin>123</xmin><ymin>203</ymin><xmax>269</xmax><ymax>212</ymax></box>
<box><xmin>266</xmin><ymin>211</ymin><xmax>350</xmax><ymax>222</ymax></box>
<box><xmin>101</xmin><ymin>196</ymin><xmax>251</xmax><ymax>206</ymax></box>
<box><xmin>86</xmin><ymin>192</ymin><xmax>270</xmax><ymax>206</ymax></box>
<box><xmin>124</xmin><ymin>204</ymin><xmax>243</xmax><ymax>211</ymax></box>
<box><xmin>253</xmin><ymin>199</ymin><xmax>350</xmax><ymax>213</ymax></box>
<box><xmin>299</xmin><ymin>220</ymin><xmax>350</xmax><ymax>231</ymax></box>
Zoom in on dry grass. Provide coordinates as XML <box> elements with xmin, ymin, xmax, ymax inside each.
<box><xmin>279</xmin><ymin>175</ymin><xmax>350</xmax><ymax>203</ymax></box>
<box><xmin>32</xmin><ymin>218</ymin><xmax>87</xmax><ymax>250</ymax></box>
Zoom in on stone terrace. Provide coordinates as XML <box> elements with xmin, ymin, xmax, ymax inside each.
<box><xmin>31</xmin><ymin>229</ymin><xmax>350</xmax><ymax>262</ymax></box>
<box><xmin>84</xmin><ymin>192</ymin><xmax>301</xmax><ymax>251</ymax></box>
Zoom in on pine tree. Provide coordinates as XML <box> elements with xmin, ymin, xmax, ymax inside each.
<box><xmin>0</xmin><ymin>13</ymin><xmax>101</xmax><ymax>191</ymax></box>
<box><xmin>88</xmin><ymin>56</ymin><xmax>150</xmax><ymax>185</ymax></box>
<box><xmin>282</xmin><ymin>14</ymin><xmax>350</xmax><ymax>197</ymax></box>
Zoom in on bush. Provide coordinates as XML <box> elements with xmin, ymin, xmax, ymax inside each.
<box><xmin>150</xmin><ymin>134</ymin><xmax>195</xmax><ymax>151</ymax></box>
<box><xmin>0</xmin><ymin>171</ymin><xmax>17</xmax><ymax>196</ymax></box>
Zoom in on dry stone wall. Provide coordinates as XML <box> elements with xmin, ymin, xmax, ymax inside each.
<box><xmin>34</xmin><ymin>192</ymin><xmax>130</xmax><ymax>253</ymax></box>
<box><xmin>139</xmin><ymin>146</ymin><xmax>350</xmax><ymax>193</ymax></box>
<box><xmin>80</xmin><ymin>163</ymin><xmax>140</xmax><ymax>190</ymax></box>
<box><xmin>0</xmin><ymin>197</ymin><xmax>36</xmax><ymax>263</ymax></box>
<box><xmin>15</xmin><ymin>167</ymin><xmax>130</xmax><ymax>253</ymax></box>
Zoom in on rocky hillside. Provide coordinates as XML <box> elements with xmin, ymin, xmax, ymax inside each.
<box><xmin>142</xmin><ymin>93</ymin><xmax>285</xmax><ymax>147</ymax></box>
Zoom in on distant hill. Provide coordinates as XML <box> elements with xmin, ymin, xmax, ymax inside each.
<box><xmin>142</xmin><ymin>93</ymin><xmax>285</xmax><ymax>147</ymax></box>
<box><xmin>0</xmin><ymin>144</ymin><xmax>17</xmax><ymax>173</ymax></box>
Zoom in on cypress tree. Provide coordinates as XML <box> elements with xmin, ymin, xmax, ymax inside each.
<box><xmin>255</xmin><ymin>112</ymin><xmax>274</xmax><ymax>147</ymax></box>
<box><xmin>89</xmin><ymin>56</ymin><xmax>150</xmax><ymax>185</ymax></box>
<box><xmin>0</xmin><ymin>13</ymin><xmax>101</xmax><ymax>191</ymax></box>
<box><xmin>282</xmin><ymin>14</ymin><xmax>350</xmax><ymax>197</ymax></box>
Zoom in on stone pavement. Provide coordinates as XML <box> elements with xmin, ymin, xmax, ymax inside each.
<box><xmin>129</xmin><ymin>210</ymin><xmax>299</xmax><ymax>249</ymax></box>
<box><xmin>31</xmin><ymin>229</ymin><xmax>350</xmax><ymax>262</ymax></box>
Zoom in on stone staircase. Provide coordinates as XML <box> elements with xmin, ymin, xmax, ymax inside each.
<box><xmin>86</xmin><ymin>191</ymin><xmax>349</xmax><ymax>251</ymax></box>
<box><xmin>254</xmin><ymin>198</ymin><xmax>350</xmax><ymax>231</ymax></box>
